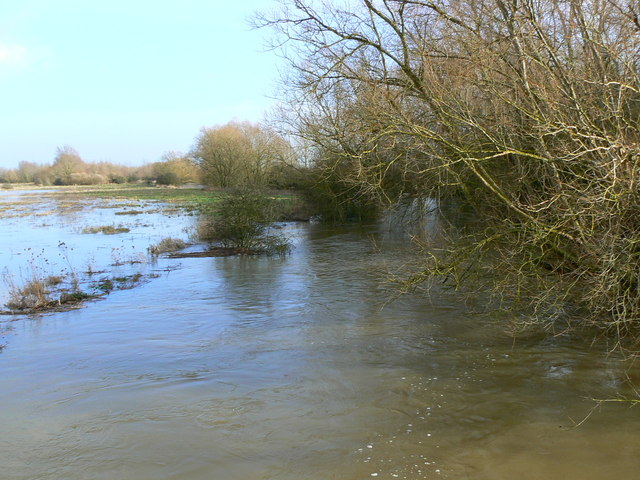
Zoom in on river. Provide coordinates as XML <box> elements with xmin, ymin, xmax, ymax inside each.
<box><xmin>0</xmin><ymin>190</ymin><xmax>639</xmax><ymax>479</ymax></box>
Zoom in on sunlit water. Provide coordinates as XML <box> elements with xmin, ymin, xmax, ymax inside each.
<box><xmin>1</xmin><ymin>191</ymin><xmax>639</xmax><ymax>480</ymax></box>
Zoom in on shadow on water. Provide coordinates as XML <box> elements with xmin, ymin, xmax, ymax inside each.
<box><xmin>0</xmin><ymin>193</ymin><xmax>639</xmax><ymax>479</ymax></box>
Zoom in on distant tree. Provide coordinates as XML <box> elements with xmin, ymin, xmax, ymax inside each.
<box><xmin>191</xmin><ymin>121</ymin><xmax>293</xmax><ymax>188</ymax></box>
<box><xmin>16</xmin><ymin>161</ymin><xmax>42</xmax><ymax>183</ymax></box>
<box><xmin>109</xmin><ymin>173</ymin><xmax>127</xmax><ymax>184</ymax></box>
<box><xmin>152</xmin><ymin>151</ymin><xmax>199</xmax><ymax>185</ymax></box>
<box><xmin>0</xmin><ymin>167</ymin><xmax>10</xmax><ymax>183</ymax></box>
<box><xmin>52</xmin><ymin>146</ymin><xmax>85</xmax><ymax>184</ymax></box>
<box><xmin>1</xmin><ymin>152</ymin><xmax>151</xmax><ymax>186</ymax></box>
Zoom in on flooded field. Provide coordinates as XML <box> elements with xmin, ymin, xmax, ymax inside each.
<box><xmin>1</xmin><ymin>189</ymin><xmax>639</xmax><ymax>479</ymax></box>
<box><xmin>0</xmin><ymin>188</ymin><xmax>193</xmax><ymax>311</ymax></box>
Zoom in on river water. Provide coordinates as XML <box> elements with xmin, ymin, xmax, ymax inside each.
<box><xmin>0</xmin><ymin>190</ymin><xmax>639</xmax><ymax>479</ymax></box>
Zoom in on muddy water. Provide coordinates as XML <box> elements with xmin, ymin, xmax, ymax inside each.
<box><xmin>1</xmin><ymin>193</ymin><xmax>639</xmax><ymax>480</ymax></box>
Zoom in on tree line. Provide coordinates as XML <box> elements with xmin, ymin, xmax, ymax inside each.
<box><xmin>0</xmin><ymin>121</ymin><xmax>300</xmax><ymax>189</ymax></box>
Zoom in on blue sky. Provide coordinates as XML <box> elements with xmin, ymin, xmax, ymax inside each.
<box><xmin>0</xmin><ymin>0</ymin><xmax>282</xmax><ymax>169</ymax></box>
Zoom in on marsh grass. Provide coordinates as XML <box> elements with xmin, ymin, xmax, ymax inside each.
<box><xmin>2</xmin><ymin>260</ymin><xmax>93</xmax><ymax>313</ymax></box>
<box><xmin>148</xmin><ymin>237</ymin><xmax>188</xmax><ymax>256</ymax></box>
<box><xmin>5</xmin><ymin>276</ymin><xmax>51</xmax><ymax>311</ymax></box>
<box><xmin>96</xmin><ymin>202</ymin><xmax>140</xmax><ymax>209</ymax></box>
<box><xmin>1</xmin><ymin>238</ymin><xmax>150</xmax><ymax>314</ymax></box>
<box><xmin>3</xmin><ymin>268</ymin><xmax>150</xmax><ymax>314</ymax></box>
<box><xmin>2</xmin><ymin>211</ymin><xmax>37</xmax><ymax>219</ymax></box>
<box><xmin>45</xmin><ymin>275</ymin><xmax>65</xmax><ymax>286</ymax></box>
<box><xmin>82</xmin><ymin>225</ymin><xmax>130</xmax><ymax>235</ymax></box>
<box><xmin>115</xmin><ymin>210</ymin><xmax>145</xmax><ymax>215</ymax></box>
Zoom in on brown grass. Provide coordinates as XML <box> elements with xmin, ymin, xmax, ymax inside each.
<box><xmin>148</xmin><ymin>237</ymin><xmax>188</xmax><ymax>256</ymax></box>
<box><xmin>82</xmin><ymin>225</ymin><xmax>130</xmax><ymax>235</ymax></box>
<box><xmin>5</xmin><ymin>278</ymin><xmax>51</xmax><ymax>311</ymax></box>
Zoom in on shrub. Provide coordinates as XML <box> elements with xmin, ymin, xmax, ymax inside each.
<box><xmin>201</xmin><ymin>189</ymin><xmax>291</xmax><ymax>254</ymax></box>
<box><xmin>110</xmin><ymin>175</ymin><xmax>127</xmax><ymax>184</ymax></box>
<box><xmin>148</xmin><ymin>237</ymin><xmax>187</xmax><ymax>256</ymax></box>
<box><xmin>5</xmin><ymin>278</ymin><xmax>51</xmax><ymax>311</ymax></box>
<box><xmin>156</xmin><ymin>171</ymin><xmax>180</xmax><ymax>185</ymax></box>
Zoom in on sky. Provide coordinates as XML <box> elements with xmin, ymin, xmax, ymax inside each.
<box><xmin>0</xmin><ymin>0</ymin><xmax>284</xmax><ymax>169</ymax></box>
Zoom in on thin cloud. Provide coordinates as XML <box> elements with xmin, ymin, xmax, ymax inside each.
<box><xmin>0</xmin><ymin>43</ymin><xmax>29</xmax><ymax>67</ymax></box>
<box><xmin>0</xmin><ymin>43</ymin><xmax>52</xmax><ymax>70</ymax></box>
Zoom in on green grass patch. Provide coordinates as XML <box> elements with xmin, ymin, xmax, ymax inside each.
<box><xmin>49</xmin><ymin>184</ymin><xmax>303</xmax><ymax>214</ymax></box>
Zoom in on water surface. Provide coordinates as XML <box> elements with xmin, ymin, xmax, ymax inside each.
<box><xmin>0</xmin><ymin>192</ymin><xmax>638</xmax><ymax>479</ymax></box>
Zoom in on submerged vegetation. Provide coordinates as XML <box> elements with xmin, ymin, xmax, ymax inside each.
<box><xmin>5</xmin><ymin>276</ymin><xmax>56</xmax><ymax>311</ymax></box>
<box><xmin>1</xmin><ymin>266</ymin><xmax>151</xmax><ymax>315</ymax></box>
<box><xmin>148</xmin><ymin>237</ymin><xmax>188</xmax><ymax>256</ymax></box>
<box><xmin>3</xmin><ymin>272</ymin><xmax>95</xmax><ymax>313</ymax></box>
<box><xmin>82</xmin><ymin>225</ymin><xmax>131</xmax><ymax>235</ymax></box>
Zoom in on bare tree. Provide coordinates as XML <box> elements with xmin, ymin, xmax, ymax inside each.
<box><xmin>152</xmin><ymin>151</ymin><xmax>199</xmax><ymax>185</ymax></box>
<box><xmin>52</xmin><ymin>146</ymin><xmax>85</xmax><ymax>184</ymax></box>
<box><xmin>191</xmin><ymin>121</ymin><xmax>294</xmax><ymax>188</ymax></box>
<box><xmin>261</xmin><ymin>0</ymin><xmax>640</xmax><ymax>344</ymax></box>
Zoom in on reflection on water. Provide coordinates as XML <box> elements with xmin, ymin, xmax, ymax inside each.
<box><xmin>0</xmin><ymin>195</ymin><xmax>639</xmax><ymax>479</ymax></box>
